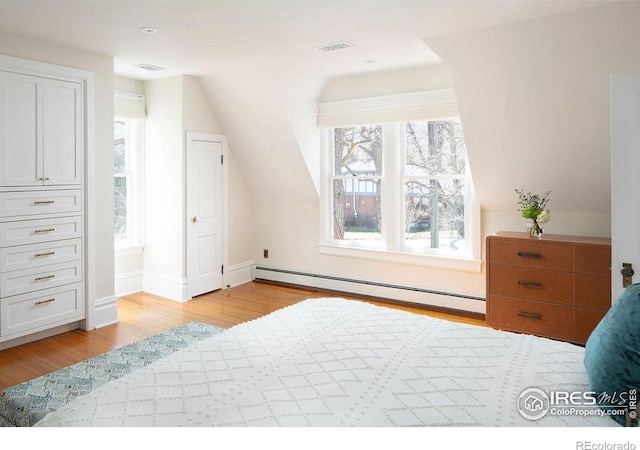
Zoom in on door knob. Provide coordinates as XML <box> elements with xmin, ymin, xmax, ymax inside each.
<box><xmin>192</xmin><ymin>216</ymin><xmax>198</xmax><ymax>223</ymax></box>
<box><xmin>621</xmin><ymin>263</ymin><xmax>634</xmax><ymax>288</ymax></box>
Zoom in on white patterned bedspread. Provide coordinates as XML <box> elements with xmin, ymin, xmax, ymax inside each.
<box><xmin>36</xmin><ymin>298</ymin><xmax>616</xmax><ymax>427</ymax></box>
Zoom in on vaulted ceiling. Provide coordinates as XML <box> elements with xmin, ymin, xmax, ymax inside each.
<box><xmin>0</xmin><ymin>1</ymin><xmax>608</xmax><ymax>204</ymax></box>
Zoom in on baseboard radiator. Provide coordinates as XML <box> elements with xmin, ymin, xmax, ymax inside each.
<box><xmin>251</xmin><ymin>265</ymin><xmax>486</xmax><ymax>315</ymax></box>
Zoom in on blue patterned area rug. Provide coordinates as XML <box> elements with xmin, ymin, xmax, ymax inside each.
<box><xmin>0</xmin><ymin>322</ymin><xmax>225</xmax><ymax>427</ymax></box>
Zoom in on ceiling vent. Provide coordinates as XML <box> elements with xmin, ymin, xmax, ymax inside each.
<box><xmin>317</xmin><ymin>41</ymin><xmax>354</xmax><ymax>52</ymax></box>
<box><xmin>135</xmin><ymin>63</ymin><xmax>165</xmax><ymax>72</ymax></box>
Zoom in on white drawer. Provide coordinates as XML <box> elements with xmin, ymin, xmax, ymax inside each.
<box><xmin>1</xmin><ymin>260</ymin><xmax>82</xmax><ymax>298</ymax></box>
<box><xmin>0</xmin><ymin>216</ymin><xmax>82</xmax><ymax>247</ymax></box>
<box><xmin>0</xmin><ymin>190</ymin><xmax>82</xmax><ymax>218</ymax></box>
<box><xmin>1</xmin><ymin>282</ymin><xmax>84</xmax><ymax>337</ymax></box>
<box><xmin>0</xmin><ymin>238</ymin><xmax>82</xmax><ymax>272</ymax></box>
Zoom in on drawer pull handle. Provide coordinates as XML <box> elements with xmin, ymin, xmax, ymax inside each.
<box><xmin>518</xmin><ymin>280</ymin><xmax>542</xmax><ymax>288</ymax></box>
<box><xmin>34</xmin><ymin>200</ymin><xmax>55</xmax><ymax>205</ymax></box>
<box><xmin>518</xmin><ymin>311</ymin><xmax>542</xmax><ymax>320</ymax></box>
<box><xmin>34</xmin><ymin>228</ymin><xmax>55</xmax><ymax>234</ymax></box>
<box><xmin>34</xmin><ymin>275</ymin><xmax>55</xmax><ymax>281</ymax></box>
<box><xmin>517</xmin><ymin>252</ymin><xmax>542</xmax><ymax>258</ymax></box>
<box><xmin>34</xmin><ymin>252</ymin><xmax>55</xmax><ymax>258</ymax></box>
<box><xmin>35</xmin><ymin>298</ymin><xmax>56</xmax><ymax>306</ymax></box>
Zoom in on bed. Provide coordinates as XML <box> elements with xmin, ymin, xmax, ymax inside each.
<box><xmin>1</xmin><ymin>297</ymin><xmax>620</xmax><ymax>427</ymax></box>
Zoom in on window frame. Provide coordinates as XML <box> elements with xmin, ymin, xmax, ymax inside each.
<box><xmin>114</xmin><ymin>117</ymin><xmax>145</xmax><ymax>251</ymax></box>
<box><xmin>319</xmin><ymin>119</ymin><xmax>481</xmax><ymax>272</ymax></box>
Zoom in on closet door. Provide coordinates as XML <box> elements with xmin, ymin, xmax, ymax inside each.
<box><xmin>43</xmin><ymin>79</ymin><xmax>82</xmax><ymax>185</ymax></box>
<box><xmin>0</xmin><ymin>71</ymin><xmax>43</xmax><ymax>187</ymax></box>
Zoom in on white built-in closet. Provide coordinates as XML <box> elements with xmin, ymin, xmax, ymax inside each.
<box><xmin>0</xmin><ymin>56</ymin><xmax>89</xmax><ymax>348</ymax></box>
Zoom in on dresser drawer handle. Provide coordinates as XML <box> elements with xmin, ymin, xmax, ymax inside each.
<box><xmin>35</xmin><ymin>298</ymin><xmax>56</xmax><ymax>306</ymax></box>
<box><xmin>34</xmin><ymin>275</ymin><xmax>55</xmax><ymax>281</ymax></box>
<box><xmin>34</xmin><ymin>251</ymin><xmax>55</xmax><ymax>258</ymax></box>
<box><xmin>517</xmin><ymin>252</ymin><xmax>542</xmax><ymax>258</ymax></box>
<box><xmin>34</xmin><ymin>200</ymin><xmax>55</xmax><ymax>205</ymax></box>
<box><xmin>518</xmin><ymin>280</ymin><xmax>543</xmax><ymax>288</ymax></box>
<box><xmin>518</xmin><ymin>311</ymin><xmax>542</xmax><ymax>320</ymax></box>
<box><xmin>34</xmin><ymin>228</ymin><xmax>55</xmax><ymax>234</ymax></box>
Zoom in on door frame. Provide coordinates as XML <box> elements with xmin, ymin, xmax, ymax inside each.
<box><xmin>185</xmin><ymin>131</ymin><xmax>229</xmax><ymax>298</ymax></box>
<box><xmin>611</xmin><ymin>73</ymin><xmax>640</xmax><ymax>302</ymax></box>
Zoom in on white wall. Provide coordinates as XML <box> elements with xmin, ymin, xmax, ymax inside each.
<box><xmin>143</xmin><ymin>76</ymin><xmax>184</xmax><ymax>287</ymax></box>
<box><xmin>227</xmin><ymin>152</ymin><xmax>254</xmax><ymax>268</ymax></box>
<box><xmin>426</xmin><ymin>1</ymin><xmax>640</xmax><ymax>240</ymax></box>
<box><xmin>0</xmin><ymin>30</ymin><xmax>116</xmax><ymax>326</ymax></box>
<box><xmin>183</xmin><ymin>75</ymin><xmax>255</xmax><ymax>275</ymax></box>
<box><xmin>141</xmin><ymin>75</ymin><xmax>255</xmax><ymax>299</ymax></box>
<box><xmin>320</xmin><ymin>64</ymin><xmax>455</xmax><ymax>102</ymax></box>
<box><xmin>114</xmin><ymin>76</ymin><xmax>144</xmax><ymax>96</ymax></box>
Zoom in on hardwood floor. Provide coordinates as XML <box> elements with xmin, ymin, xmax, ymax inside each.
<box><xmin>0</xmin><ymin>281</ymin><xmax>485</xmax><ymax>391</ymax></box>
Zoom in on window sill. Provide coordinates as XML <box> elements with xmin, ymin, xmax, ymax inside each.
<box><xmin>115</xmin><ymin>244</ymin><xmax>145</xmax><ymax>257</ymax></box>
<box><xmin>318</xmin><ymin>243</ymin><xmax>482</xmax><ymax>272</ymax></box>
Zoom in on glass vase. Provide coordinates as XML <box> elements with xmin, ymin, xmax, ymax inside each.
<box><xmin>526</xmin><ymin>220</ymin><xmax>543</xmax><ymax>239</ymax></box>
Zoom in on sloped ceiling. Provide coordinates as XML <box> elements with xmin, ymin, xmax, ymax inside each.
<box><xmin>198</xmin><ymin>65</ymin><xmax>323</xmax><ymax>201</ymax></box>
<box><xmin>426</xmin><ymin>1</ymin><xmax>640</xmax><ymax>213</ymax></box>
<box><xmin>0</xmin><ymin>1</ymin><xmax>607</xmax><ymax>203</ymax></box>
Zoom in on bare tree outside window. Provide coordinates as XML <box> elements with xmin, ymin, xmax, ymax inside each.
<box><xmin>328</xmin><ymin>119</ymin><xmax>469</xmax><ymax>255</ymax></box>
<box><xmin>333</xmin><ymin>126</ymin><xmax>383</xmax><ymax>241</ymax></box>
<box><xmin>405</xmin><ymin>120</ymin><xmax>467</xmax><ymax>251</ymax></box>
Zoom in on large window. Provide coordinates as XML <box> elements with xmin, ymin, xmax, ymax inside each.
<box><xmin>320</xmin><ymin>90</ymin><xmax>479</xmax><ymax>269</ymax></box>
<box><xmin>114</xmin><ymin>118</ymin><xmax>143</xmax><ymax>246</ymax></box>
<box><xmin>330</xmin><ymin>119</ymin><xmax>470</xmax><ymax>256</ymax></box>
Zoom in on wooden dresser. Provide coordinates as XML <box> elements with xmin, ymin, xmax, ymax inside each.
<box><xmin>486</xmin><ymin>232</ymin><xmax>611</xmax><ymax>345</ymax></box>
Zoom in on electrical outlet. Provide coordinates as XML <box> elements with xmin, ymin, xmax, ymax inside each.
<box><xmin>263</xmin><ymin>249</ymin><xmax>269</xmax><ymax>258</ymax></box>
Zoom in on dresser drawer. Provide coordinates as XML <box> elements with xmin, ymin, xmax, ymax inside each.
<box><xmin>0</xmin><ymin>190</ymin><xmax>82</xmax><ymax>218</ymax></box>
<box><xmin>0</xmin><ymin>238</ymin><xmax>82</xmax><ymax>272</ymax></box>
<box><xmin>488</xmin><ymin>295</ymin><xmax>574</xmax><ymax>341</ymax></box>
<box><xmin>574</xmin><ymin>245</ymin><xmax>611</xmax><ymax>275</ymax></box>
<box><xmin>0</xmin><ymin>260</ymin><xmax>82</xmax><ymax>298</ymax></box>
<box><xmin>0</xmin><ymin>282</ymin><xmax>84</xmax><ymax>338</ymax></box>
<box><xmin>575</xmin><ymin>274</ymin><xmax>611</xmax><ymax>310</ymax></box>
<box><xmin>489</xmin><ymin>264</ymin><xmax>574</xmax><ymax>305</ymax></box>
<box><xmin>0</xmin><ymin>216</ymin><xmax>82</xmax><ymax>247</ymax></box>
<box><xmin>488</xmin><ymin>238</ymin><xmax>573</xmax><ymax>271</ymax></box>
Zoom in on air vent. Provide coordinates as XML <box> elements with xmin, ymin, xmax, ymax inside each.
<box><xmin>317</xmin><ymin>41</ymin><xmax>354</xmax><ymax>52</ymax></box>
<box><xmin>135</xmin><ymin>63</ymin><xmax>165</xmax><ymax>72</ymax></box>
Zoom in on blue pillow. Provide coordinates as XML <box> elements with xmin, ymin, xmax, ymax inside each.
<box><xmin>584</xmin><ymin>283</ymin><xmax>640</xmax><ymax>426</ymax></box>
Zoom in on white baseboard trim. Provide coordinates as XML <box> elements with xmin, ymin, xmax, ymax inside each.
<box><xmin>142</xmin><ymin>271</ymin><xmax>189</xmax><ymax>302</ymax></box>
<box><xmin>224</xmin><ymin>260</ymin><xmax>254</xmax><ymax>288</ymax></box>
<box><xmin>252</xmin><ymin>265</ymin><xmax>486</xmax><ymax>315</ymax></box>
<box><xmin>91</xmin><ymin>295</ymin><xmax>118</xmax><ymax>329</ymax></box>
<box><xmin>115</xmin><ymin>270</ymin><xmax>143</xmax><ymax>297</ymax></box>
<box><xmin>0</xmin><ymin>322</ymin><xmax>81</xmax><ymax>351</ymax></box>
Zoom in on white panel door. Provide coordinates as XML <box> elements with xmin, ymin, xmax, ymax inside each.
<box><xmin>611</xmin><ymin>73</ymin><xmax>640</xmax><ymax>302</ymax></box>
<box><xmin>44</xmin><ymin>79</ymin><xmax>82</xmax><ymax>185</ymax></box>
<box><xmin>0</xmin><ymin>71</ymin><xmax>42</xmax><ymax>186</ymax></box>
<box><xmin>186</xmin><ymin>136</ymin><xmax>223</xmax><ymax>298</ymax></box>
